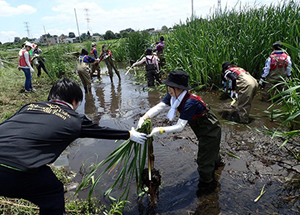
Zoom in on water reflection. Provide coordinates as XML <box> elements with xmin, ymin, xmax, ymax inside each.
<box><xmin>110</xmin><ymin>82</ymin><xmax>121</xmax><ymax>118</ymax></box>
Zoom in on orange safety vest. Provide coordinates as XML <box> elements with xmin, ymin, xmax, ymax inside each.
<box><xmin>19</xmin><ymin>50</ymin><xmax>31</xmax><ymax>67</ymax></box>
<box><xmin>270</xmin><ymin>52</ymin><xmax>288</xmax><ymax>70</ymax></box>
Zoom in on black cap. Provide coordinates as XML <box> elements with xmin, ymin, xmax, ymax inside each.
<box><xmin>272</xmin><ymin>41</ymin><xmax>283</xmax><ymax>49</ymax></box>
<box><xmin>162</xmin><ymin>70</ymin><xmax>191</xmax><ymax>90</ymax></box>
<box><xmin>145</xmin><ymin>48</ymin><xmax>153</xmax><ymax>55</ymax></box>
<box><xmin>222</xmin><ymin>61</ymin><xmax>232</xmax><ymax>71</ymax></box>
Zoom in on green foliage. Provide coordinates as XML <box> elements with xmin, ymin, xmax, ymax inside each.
<box><xmin>165</xmin><ymin>1</ymin><xmax>300</xmax><ymax>88</ymax></box>
<box><xmin>77</xmin><ymin>119</ymin><xmax>153</xmax><ymax>205</ymax></box>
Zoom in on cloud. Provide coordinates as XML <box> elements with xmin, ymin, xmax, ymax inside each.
<box><xmin>0</xmin><ymin>30</ymin><xmax>18</xmax><ymax>43</ymax></box>
<box><xmin>0</xmin><ymin>0</ymin><xmax>36</xmax><ymax>17</ymax></box>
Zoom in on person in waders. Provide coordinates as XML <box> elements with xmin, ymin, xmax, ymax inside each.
<box><xmin>132</xmin><ymin>48</ymin><xmax>162</xmax><ymax>87</ymax></box>
<box><xmin>90</xmin><ymin>42</ymin><xmax>101</xmax><ymax>81</ymax></box>
<box><xmin>259</xmin><ymin>41</ymin><xmax>292</xmax><ymax>101</ymax></box>
<box><xmin>32</xmin><ymin>44</ymin><xmax>49</xmax><ymax>78</ymax></box>
<box><xmin>221</xmin><ymin>62</ymin><xmax>258</xmax><ymax>124</ymax></box>
<box><xmin>152</xmin><ymin>36</ymin><xmax>165</xmax><ymax>69</ymax></box>
<box><xmin>137</xmin><ymin>70</ymin><xmax>224</xmax><ymax>194</ymax></box>
<box><xmin>0</xmin><ymin>78</ymin><xmax>147</xmax><ymax>215</ymax></box>
<box><xmin>99</xmin><ymin>44</ymin><xmax>121</xmax><ymax>83</ymax></box>
<box><xmin>77</xmin><ymin>48</ymin><xmax>98</xmax><ymax>93</ymax></box>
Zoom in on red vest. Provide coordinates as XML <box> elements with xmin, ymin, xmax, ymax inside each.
<box><xmin>19</xmin><ymin>50</ymin><xmax>31</xmax><ymax>67</ymax></box>
<box><xmin>270</xmin><ymin>52</ymin><xmax>288</xmax><ymax>70</ymax></box>
<box><xmin>178</xmin><ymin>92</ymin><xmax>207</xmax><ymax>120</ymax></box>
<box><xmin>228</xmin><ymin>67</ymin><xmax>246</xmax><ymax>75</ymax></box>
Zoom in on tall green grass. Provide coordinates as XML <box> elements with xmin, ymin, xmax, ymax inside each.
<box><xmin>164</xmin><ymin>0</ymin><xmax>300</xmax><ymax>88</ymax></box>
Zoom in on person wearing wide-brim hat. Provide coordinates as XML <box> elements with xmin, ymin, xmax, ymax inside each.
<box><xmin>222</xmin><ymin>61</ymin><xmax>258</xmax><ymax>124</ymax></box>
<box><xmin>137</xmin><ymin>70</ymin><xmax>224</xmax><ymax>193</ymax></box>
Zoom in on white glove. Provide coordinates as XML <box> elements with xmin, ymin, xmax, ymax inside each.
<box><xmin>259</xmin><ymin>78</ymin><xmax>265</xmax><ymax>87</ymax></box>
<box><xmin>137</xmin><ymin>117</ymin><xmax>145</xmax><ymax>129</ymax></box>
<box><xmin>147</xmin><ymin>127</ymin><xmax>164</xmax><ymax>137</ymax></box>
<box><xmin>230</xmin><ymin>91</ymin><xmax>237</xmax><ymax>99</ymax></box>
<box><xmin>132</xmin><ymin>63</ymin><xmax>136</xmax><ymax>67</ymax></box>
<box><xmin>129</xmin><ymin>127</ymin><xmax>147</xmax><ymax>144</ymax></box>
<box><xmin>30</xmin><ymin>67</ymin><xmax>35</xmax><ymax>73</ymax></box>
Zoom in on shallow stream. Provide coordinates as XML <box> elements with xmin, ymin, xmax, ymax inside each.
<box><xmin>61</xmin><ymin>64</ymin><xmax>299</xmax><ymax>214</ymax></box>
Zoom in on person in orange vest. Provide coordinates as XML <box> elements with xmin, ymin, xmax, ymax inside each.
<box><xmin>18</xmin><ymin>42</ymin><xmax>35</xmax><ymax>93</ymax></box>
<box><xmin>221</xmin><ymin>62</ymin><xmax>258</xmax><ymax>124</ymax></box>
<box><xmin>259</xmin><ymin>41</ymin><xmax>292</xmax><ymax>101</ymax></box>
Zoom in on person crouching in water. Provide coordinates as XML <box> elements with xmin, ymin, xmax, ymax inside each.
<box><xmin>221</xmin><ymin>62</ymin><xmax>258</xmax><ymax>124</ymax></box>
<box><xmin>99</xmin><ymin>44</ymin><xmax>121</xmax><ymax>83</ymax></box>
<box><xmin>137</xmin><ymin>70</ymin><xmax>224</xmax><ymax>193</ymax></box>
<box><xmin>132</xmin><ymin>48</ymin><xmax>162</xmax><ymax>87</ymax></box>
<box><xmin>77</xmin><ymin>48</ymin><xmax>99</xmax><ymax>93</ymax></box>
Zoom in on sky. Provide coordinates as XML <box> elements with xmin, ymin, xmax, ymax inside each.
<box><xmin>0</xmin><ymin>0</ymin><xmax>274</xmax><ymax>43</ymax></box>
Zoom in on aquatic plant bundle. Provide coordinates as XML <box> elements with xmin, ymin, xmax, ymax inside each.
<box><xmin>77</xmin><ymin>119</ymin><xmax>153</xmax><ymax>201</ymax></box>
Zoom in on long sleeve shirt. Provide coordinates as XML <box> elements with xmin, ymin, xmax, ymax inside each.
<box><xmin>262</xmin><ymin>50</ymin><xmax>292</xmax><ymax>78</ymax></box>
<box><xmin>0</xmin><ymin>101</ymin><xmax>130</xmax><ymax>173</ymax></box>
<box><xmin>79</xmin><ymin>55</ymin><xmax>96</xmax><ymax>64</ymax></box>
<box><xmin>91</xmin><ymin>48</ymin><xmax>98</xmax><ymax>59</ymax></box>
<box><xmin>133</xmin><ymin>55</ymin><xmax>159</xmax><ymax>70</ymax></box>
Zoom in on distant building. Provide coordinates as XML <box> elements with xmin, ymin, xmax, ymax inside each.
<box><xmin>91</xmin><ymin>35</ymin><xmax>103</xmax><ymax>41</ymax></box>
<box><xmin>39</xmin><ymin>35</ymin><xmax>59</xmax><ymax>45</ymax></box>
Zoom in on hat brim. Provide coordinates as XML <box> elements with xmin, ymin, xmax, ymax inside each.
<box><xmin>163</xmin><ymin>79</ymin><xmax>191</xmax><ymax>90</ymax></box>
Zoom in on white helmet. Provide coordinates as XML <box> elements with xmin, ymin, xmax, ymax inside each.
<box><xmin>92</xmin><ymin>42</ymin><xmax>96</xmax><ymax>47</ymax></box>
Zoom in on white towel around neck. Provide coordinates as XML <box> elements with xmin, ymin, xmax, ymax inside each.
<box><xmin>167</xmin><ymin>90</ymin><xmax>187</xmax><ymax>121</ymax></box>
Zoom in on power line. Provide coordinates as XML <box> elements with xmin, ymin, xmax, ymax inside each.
<box><xmin>84</xmin><ymin>8</ymin><xmax>91</xmax><ymax>34</ymax></box>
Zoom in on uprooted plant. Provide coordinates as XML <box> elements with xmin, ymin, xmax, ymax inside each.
<box><xmin>76</xmin><ymin>119</ymin><xmax>161</xmax><ymax>209</ymax></box>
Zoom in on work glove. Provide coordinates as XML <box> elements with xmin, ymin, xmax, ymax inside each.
<box><xmin>258</xmin><ymin>78</ymin><xmax>265</xmax><ymax>87</ymax></box>
<box><xmin>147</xmin><ymin>127</ymin><xmax>164</xmax><ymax>137</ymax></box>
<box><xmin>230</xmin><ymin>91</ymin><xmax>238</xmax><ymax>99</ymax></box>
<box><xmin>129</xmin><ymin>127</ymin><xmax>147</xmax><ymax>144</ymax></box>
<box><xmin>137</xmin><ymin>117</ymin><xmax>145</xmax><ymax>129</ymax></box>
<box><xmin>30</xmin><ymin>67</ymin><xmax>35</xmax><ymax>73</ymax></box>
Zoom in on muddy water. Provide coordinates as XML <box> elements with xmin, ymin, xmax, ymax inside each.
<box><xmin>65</xmin><ymin>64</ymin><xmax>300</xmax><ymax>214</ymax></box>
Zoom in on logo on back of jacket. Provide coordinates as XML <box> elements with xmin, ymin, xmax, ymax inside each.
<box><xmin>27</xmin><ymin>104</ymin><xmax>71</xmax><ymax>120</ymax></box>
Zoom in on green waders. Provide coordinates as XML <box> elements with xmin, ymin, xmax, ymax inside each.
<box><xmin>91</xmin><ymin>62</ymin><xmax>101</xmax><ymax>80</ymax></box>
<box><xmin>189</xmin><ymin>110</ymin><xmax>222</xmax><ymax>183</ymax></box>
<box><xmin>77</xmin><ymin>61</ymin><xmax>92</xmax><ymax>93</ymax></box>
<box><xmin>262</xmin><ymin>66</ymin><xmax>287</xmax><ymax>101</ymax></box>
<box><xmin>235</xmin><ymin>72</ymin><xmax>258</xmax><ymax>123</ymax></box>
<box><xmin>104</xmin><ymin>57</ymin><xmax>121</xmax><ymax>83</ymax></box>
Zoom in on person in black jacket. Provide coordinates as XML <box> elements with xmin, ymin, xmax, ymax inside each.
<box><xmin>0</xmin><ymin>78</ymin><xmax>147</xmax><ymax>215</ymax></box>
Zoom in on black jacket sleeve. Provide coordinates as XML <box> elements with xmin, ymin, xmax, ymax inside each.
<box><xmin>80</xmin><ymin>115</ymin><xmax>130</xmax><ymax>140</ymax></box>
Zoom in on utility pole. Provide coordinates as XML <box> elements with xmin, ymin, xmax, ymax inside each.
<box><xmin>191</xmin><ymin>0</ymin><xmax>194</xmax><ymax>20</ymax></box>
<box><xmin>218</xmin><ymin>0</ymin><xmax>221</xmax><ymax>11</ymax></box>
<box><xmin>43</xmin><ymin>26</ymin><xmax>47</xmax><ymax>35</ymax></box>
<box><xmin>24</xmin><ymin>22</ymin><xmax>30</xmax><ymax>38</ymax></box>
<box><xmin>74</xmin><ymin>8</ymin><xmax>82</xmax><ymax>43</ymax></box>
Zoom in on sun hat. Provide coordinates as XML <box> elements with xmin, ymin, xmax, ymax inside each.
<box><xmin>25</xmin><ymin>42</ymin><xmax>33</xmax><ymax>49</ymax></box>
<box><xmin>162</xmin><ymin>70</ymin><xmax>191</xmax><ymax>90</ymax></box>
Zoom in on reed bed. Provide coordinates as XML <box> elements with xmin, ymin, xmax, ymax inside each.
<box><xmin>164</xmin><ymin>0</ymin><xmax>300</xmax><ymax>88</ymax></box>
